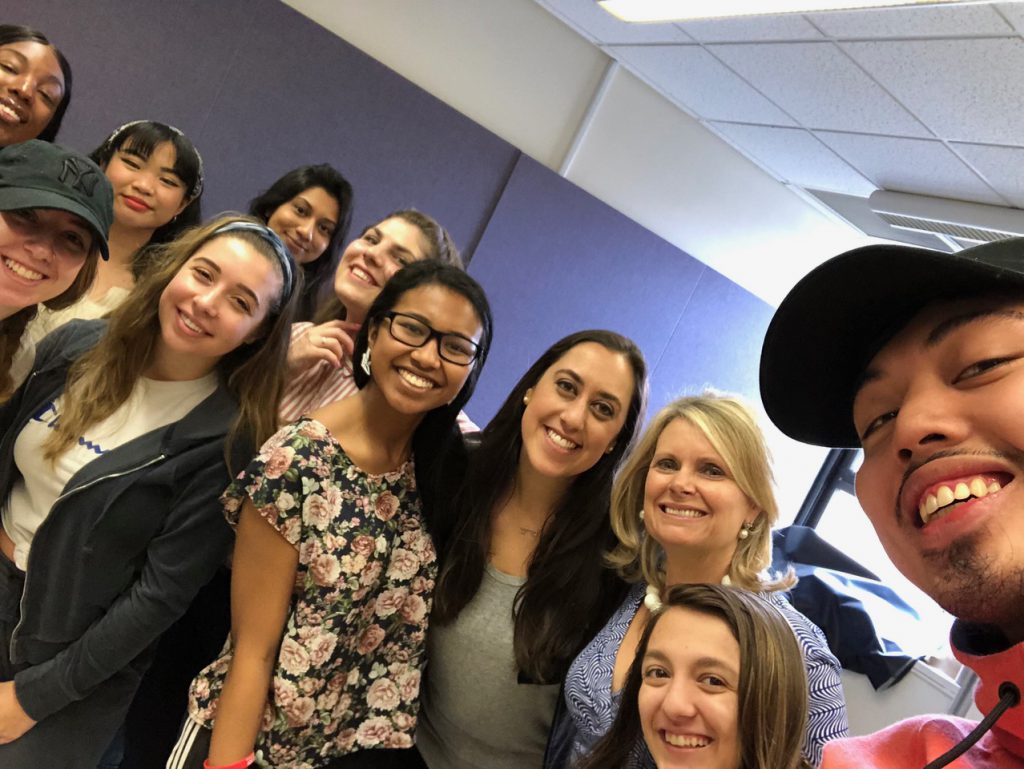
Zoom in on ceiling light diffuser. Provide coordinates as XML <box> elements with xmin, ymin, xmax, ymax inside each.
<box><xmin>598</xmin><ymin>0</ymin><xmax>976</xmax><ymax>23</ymax></box>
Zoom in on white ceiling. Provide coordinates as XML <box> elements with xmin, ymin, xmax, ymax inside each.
<box><xmin>534</xmin><ymin>0</ymin><xmax>1024</xmax><ymax>249</ymax></box>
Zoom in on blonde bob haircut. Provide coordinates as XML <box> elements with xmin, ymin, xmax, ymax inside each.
<box><xmin>606</xmin><ymin>392</ymin><xmax>795</xmax><ymax>592</ymax></box>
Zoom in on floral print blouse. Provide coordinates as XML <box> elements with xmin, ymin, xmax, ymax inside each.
<box><xmin>188</xmin><ymin>417</ymin><xmax>437</xmax><ymax>768</ymax></box>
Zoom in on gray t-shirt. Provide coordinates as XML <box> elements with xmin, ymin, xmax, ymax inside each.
<box><xmin>416</xmin><ymin>563</ymin><xmax>560</xmax><ymax>768</ymax></box>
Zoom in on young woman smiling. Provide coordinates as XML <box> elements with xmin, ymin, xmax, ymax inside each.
<box><xmin>170</xmin><ymin>260</ymin><xmax>493</xmax><ymax>769</ymax></box>
<box><xmin>413</xmin><ymin>330</ymin><xmax>647</xmax><ymax>769</ymax></box>
<box><xmin>250</xmin><ymin>164</ymin><xmax>354</xmax><ymax>322</ymax></box>
<box><xmin>26</xmin><ymin>120</ymin><xmax>204</xmax><ymax>345</ymax></box>
<box><xmin>0</xmin><ymin>140</ymin><xmax>113</xmax><ymax>399</ymax></box>
<box><xmin>0</xmin><ymin>214</ymin><xmax>299</xmax><ymax>768</ymax></box>
<box><xmin>0</xmin><ymin>25</ymin><xmax>71</xmax><ymax>147</ymax></box>
<box><xmin>279</xmin><ymin>209</ymin><xmax>461</xmax><ymax>423</ymax></box>
<box><xmin>562</xmin><ymin>394</ymin><xmax>847</xmax><ymax>768</ymax></box>
<box><xmin>578</xmin><ymin>584</ymin><xmax>813</xmax><ymax>769</ymax></box>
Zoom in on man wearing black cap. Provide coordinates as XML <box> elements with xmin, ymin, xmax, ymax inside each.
<box><xmin>760</xmin><ymin>240</ymin><xmax>1024</xmax><ymax>768</ymax></box>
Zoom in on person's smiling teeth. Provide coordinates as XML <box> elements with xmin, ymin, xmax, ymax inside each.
<box><xmin>664</xmin><ymin>732</ymin><xmax>710</xmax><ymax>748</ymax></box>
<box><xmin>180</xmin><ymin>312</ymin><xmax>206</xmax><ymax>334</ymax></box>
<box><xmin>918</xmin><ymin>477</ymin><xmax>1002</xmax><ymax>525</ymax></box>
<box><xmin>661</xmin><ymin>505</ymin><xmax>706</xmax><ymax>518</ymax></box>
<box><xmin>351</xmin><ymin>266</ymin><xmax>375</xmax><ymax>284</ymax></box>
<box><xmin>4</xmin><ymin>258</ymin><xmax>43</xmax><ymax>281</ymax></box>
<box><xmin>545</xmin><ymin>428</ymin><xmax>579</xmax><ymax>450</ymax></box>
<box><xmin>398</xmin><ymin>368</ymin><xmax>435</xmax><ymax>390</ymax></box>
<box><xmin>0</xmin><ymin>101</ymin><xmax>23</xmax><ymax>123</ymax></box>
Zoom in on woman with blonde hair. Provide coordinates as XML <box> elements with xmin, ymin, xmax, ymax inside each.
<box><xmin>0</xmin><ymin>213</ymin><xmax>300</xmax><ymax>768</ymax></box>
<box><xmin>577</xmin><ymin>583</ymin><xmax>813</xmax><ymax>769</ymax></box>
<box><xmin>559</xmin><ymin>393</ymin><xmax>847</xmax><ymax>768</ymax></box>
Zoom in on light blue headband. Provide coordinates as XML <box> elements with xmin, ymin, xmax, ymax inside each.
<box><xmin>210</xmin><ymin>220</ymin><xmax>296</xmax><ymax>304</ymax></box>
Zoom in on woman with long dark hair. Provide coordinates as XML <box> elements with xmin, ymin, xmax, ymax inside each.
<box><xmin>0</xmin><ymin>214</ymin><xmax>300</xmax><ymax>768</ymax></box>
<box><xmin>0</xmin><ymin>25</ymin><xmax>72</xmax><ymax>147</ymax></box>
<box><xmin>171</xmin><ymin>260</ymin><xmax>494</xmax><ymax>769</ymax></box>
<box><xmin>250</xmin><ymin>164</ymin><xmax>354</xmax><ymax>322</ymax></box>
<box><xmin>577</xmin><ymin>584</ymin><xmax>812</xmax><ymax>769</ymax></box>
<box><xmin>414</xmin><ymin>330</ymin><xmax>647</xmax><ymax>769</ymax></box>
<box><xmin>26</xmin><ymin>120</ymin><xmax>204</xmax><ymax>344</ymax></box>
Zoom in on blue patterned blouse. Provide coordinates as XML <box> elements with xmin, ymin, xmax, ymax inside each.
<box><xmin>563</xmin><ymin>582</ymin><xmax>849</xmax><ymax>767</ymax></box>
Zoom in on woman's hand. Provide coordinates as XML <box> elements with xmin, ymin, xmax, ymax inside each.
<box><xmin>0</xmin><ymin>681</ymin><xmax>36</xmax><ymax>744</ymax></box>
<box><xmin>287</xmin><ymin>320</ymin><xmax>361</xmax><ymax>373</ymax></box>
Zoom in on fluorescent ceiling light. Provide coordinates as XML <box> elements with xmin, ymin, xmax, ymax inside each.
<box><xmin>598</xmin><ymin>0</ymin><xmax>975</xmax><ymax>23</ymax></box>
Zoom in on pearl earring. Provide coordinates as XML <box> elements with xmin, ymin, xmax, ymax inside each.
<box><xmin>638</xmin><ymin>508</ymin><xmax>645</xmax><ymax>521</ymax></box>
<box><xmin>738</xmin><ymin>522</ymin><xmax>754</xmax><ymax>540</ymax></box>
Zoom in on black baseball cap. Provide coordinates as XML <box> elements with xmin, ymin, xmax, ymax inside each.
<box><xmin>759</xmin><ymin>239</ymin><xmax>1024</xmax><ymax>448</ymax></box>
<box><xmin>0</xmin><ymin>140</ymin><xmax>113</xmax><ymax>259</ymax></box>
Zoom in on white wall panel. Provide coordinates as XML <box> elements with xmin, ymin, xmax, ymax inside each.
<box><xmin>564</xmin><ymin>68</ymin><xmax>869</xmax><ymax>306</ymax></box>
<box><xmin>282</xmin><ymin>0</ymin><xmax>608</xmax><ymax>169</ymax></box>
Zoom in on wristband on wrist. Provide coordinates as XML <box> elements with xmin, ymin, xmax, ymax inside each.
<box><xmin>203</xmin><ymin>753</ymin><xmax>256</xmax><ymax>769</ymax></box>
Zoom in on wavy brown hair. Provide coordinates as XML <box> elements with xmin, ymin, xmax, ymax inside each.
<box><xmin>42</xmin><ymin>214</ymin><xmax>300</xmax><ymax>468</ymax></box>
<box><xmin>578</xmin><ymin>584</ymin><xmax>812</xmax><ymax>769</ymax></box>
<box><xmin>313</xmin><ymin>208</ymin><xmax>462</xmax><ymax>324</ymax></box>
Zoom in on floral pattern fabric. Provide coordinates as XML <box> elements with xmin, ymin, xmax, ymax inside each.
<box><xmin>188</xmin><ymin>417</ymin><xmax>436</xmax><ymax>769</ymax></box>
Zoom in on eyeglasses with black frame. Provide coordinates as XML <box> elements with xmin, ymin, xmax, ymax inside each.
<box><xmin>381</xmin><ymin>311</ymin><xmax>481</xmax><ymax>366</ymax></box>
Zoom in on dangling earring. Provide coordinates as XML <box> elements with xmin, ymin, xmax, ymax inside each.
<box><xmin>738</xmin><ymin>522</ymin><xmax>754</xmax><ymax>540</ymax></box>
<box><xmin>638</xmin><ymin>508</ymin><xmax>645</xmax><ymax>521</ymax></box>
<box><xmin>361</xmin><ymin>348</ymin><xmax>372</xmax><ymax>376</ymax></box>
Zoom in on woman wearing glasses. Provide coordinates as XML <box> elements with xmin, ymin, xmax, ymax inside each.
<box><xmin>169</xmin><ymin>261</ymin><xmax>493</xmax><ymax>769</ymax></box>
<box><xmin>280</xmin><ymin>210</ymin><xmax>460</xmax><ymax>423</ymax></box>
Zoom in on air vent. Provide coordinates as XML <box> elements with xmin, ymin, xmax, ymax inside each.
<box><xmin>869</xmin><ymin>190</ymin><xmax>1024</xmax><ymax>245</ymax></box>
<box><xmin>875</xmin><ymin>213</ymin><xmax>1017</xmax><ymax>244</ymax></box>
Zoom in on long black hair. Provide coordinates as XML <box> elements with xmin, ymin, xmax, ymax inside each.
<box><xmin>433</xmin><ymin>330</ymin><xmax>648</xmax><ymax>683</ymax></box>
<box><xmin>0</xmin><ymin>25</ymin><xmax>72</xmax><ymax>143</ymax></box>
<box><xmin>250</xmin><ymin>164</ymin><xmax>354</xmax><ymax>322</ymax></box>
<box><xmin>351</xmin><ymin>260</ymin><xmax>493</xmax><ymax>528</ymax></box>
<box><xmin>90</xmin><ymin>120</ymin><xmax>204</xmax><ymax>272</ymax></box>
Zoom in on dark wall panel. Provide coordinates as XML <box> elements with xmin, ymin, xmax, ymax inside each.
<box><xmin>646</xmin><ymin>266</ymin><xmax>774</xmax><ymax>410</ymax></box>
<box><xmin>467</xmin><ymin>155</ymin><xmax>706</xmax><ymax>423</ymax></box>
<box><xmin>8</xmin><ymin>0</ymin><xmax>519</xmax><ymax>255</ymax></box>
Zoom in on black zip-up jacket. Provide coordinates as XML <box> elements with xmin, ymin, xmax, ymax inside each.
<box><xmin>0</xmin><ymin>320</ymin><xmax>237</xmax><ymax>721</ymax></box>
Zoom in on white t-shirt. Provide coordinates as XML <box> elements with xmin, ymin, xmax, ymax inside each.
<box><xmin>3</xmin><ymin>373</ymin><xmax>217</xmax><ymax>569</ymax></box>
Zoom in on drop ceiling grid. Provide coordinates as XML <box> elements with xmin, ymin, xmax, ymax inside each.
<box><xmin>535</xmin><ymin>0</ymin><xmax>1024</xmax><ymax>206</ymax></box>
<box><xmin>815</xmin><ymin>131</ymin><xmax>1012</xmax><ymax>205</ymax></box>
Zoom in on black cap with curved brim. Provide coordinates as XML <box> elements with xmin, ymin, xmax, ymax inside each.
<box><xmin>759</xmin><ymin>238</ymin><xmax>1024</xmax><ymax>449</ymax></box>
<box><xmin>0</xmin><ymin>140</ymin><xmax>113</xmax><ymax>259</ymax></box>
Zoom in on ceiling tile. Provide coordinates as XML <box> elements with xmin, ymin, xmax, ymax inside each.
<box><xmin>808</xmin><ymin>4</ymin><xmax>1014</xmax><ymax>38</ymax></box>
<box><xmin>950</xmin><ymin>142</ymin><xmax>1024</xmax><ymax>209</ymax></box>
<box><xmin>995</xmin><ymin>3</ymin><xmax>1024</xmax><ymax>33</ymax></box>
<box><xmin>678</xmin><ymin>14</ymin><xmax>823</xmax><ymax>42</ymax></box>
<box><xmin>608</xmin><ymin>44</ymin><xmax>796</xmax><ymax>124</ymax></box>
<box><xmin>816</xmin><ymin>131</ymin><xmax>1006</xmax><ymax>205</ymax></box>
<box><xmin>710</xmin><ymin>122</ymin><xmax>876</xmax><ymax>196</ymax></box>
<box><xmin>844</xmin><ymin>38</ymin><xmax>1024</xmax><ymax>146</ymax></box>
<box><xmin>535</xmin><ymin>0</ymin><xmax>692</xmax><ymax>44</ymax></box>
<box><xmin>710</xmin><ymin>42</ymin><xmax>928</xmax><ymax>136</ymax></box>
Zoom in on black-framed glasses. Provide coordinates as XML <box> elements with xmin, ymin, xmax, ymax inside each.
<box><xmin>382</xmin><ymin>311</ymin><xmax>480</xmax><ymax>366</ymax></box>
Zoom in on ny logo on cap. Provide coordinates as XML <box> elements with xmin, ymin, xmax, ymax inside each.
<box><xmin>59</xmin><ymin>157</ymin><xmax>100</xmax><ymax>196</ymax></box>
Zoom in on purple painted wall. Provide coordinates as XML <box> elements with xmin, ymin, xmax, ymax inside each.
<box><xmin>467</xmin><ymin>155</ymin><xmax>773</xmax><ymax>424</ymax></box>
<box><xmin>10</xmin><ymin>1</ymin><xmax>773</xmax><ymax>423</ymax></box>
<box><xmin>8</xmin><ymin>0</ymin><xmax>519</xmax><ymax>256</ymax></box>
